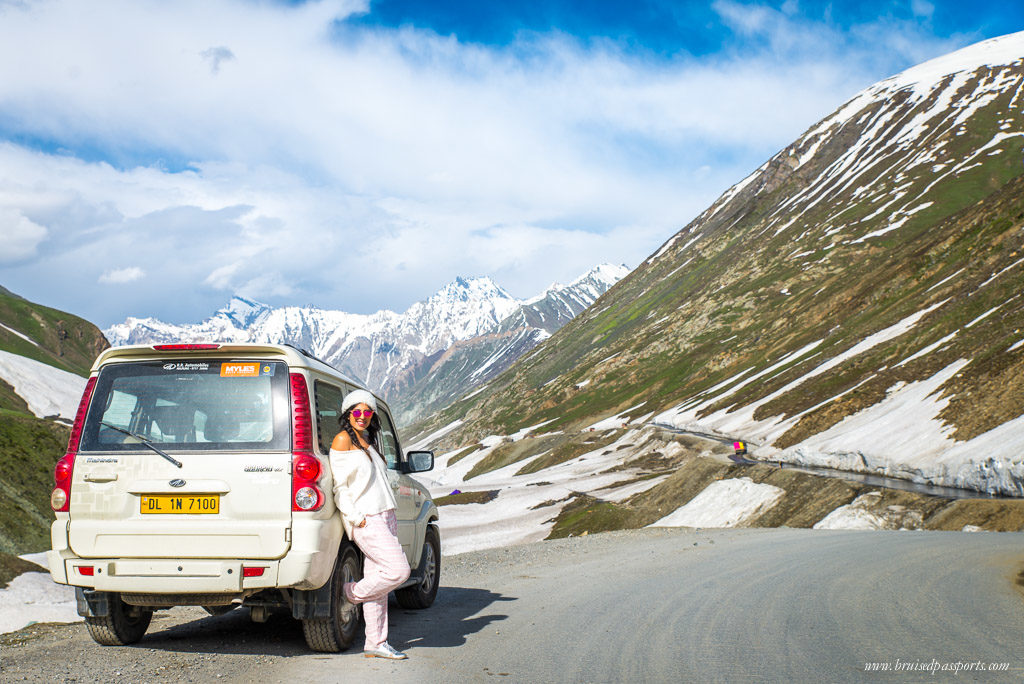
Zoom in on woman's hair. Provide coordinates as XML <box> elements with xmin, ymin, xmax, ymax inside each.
<box><xmin>338</xmin><ymin>407</ymin><xmax>382</xmax><ymax>460</ymax></box>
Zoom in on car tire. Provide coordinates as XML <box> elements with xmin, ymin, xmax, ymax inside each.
<box><xmin>84</xmin><ymin>593</ymin><xmax>153</xmax><ymax>646</ymax></box>
<box><xmin>396</xmin><ymin>525</ymin><xmax>440</xmax><ymax>609</ymax></box>
<box><xmin>301</xmin><ymin>541</ymin><xmax>363</xmax><ymax>652</ymax></box>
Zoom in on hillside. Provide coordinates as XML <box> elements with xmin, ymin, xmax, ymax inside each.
<box><xmin>0</xmin><ymin>288</ymin><xmax>106</xmax><ymax>554</ymax></box>
<box><xmin>412</xmin><ymin>32</ymin><xmax>1024</xmax><ymax>499</ymax></box>
<box><xmin>0</xmin><ymin>289</ymin><xmax>107</xmax><ymax>378</ymax></box>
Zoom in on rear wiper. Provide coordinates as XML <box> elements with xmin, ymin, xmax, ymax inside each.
<box><xmin>100</xmin><ymin>421</ymin><xmax>183</xmax><ymax>469</ymax></box>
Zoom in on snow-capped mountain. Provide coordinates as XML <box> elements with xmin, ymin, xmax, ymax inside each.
<box><xmin>106</xmin><ymin>264</ymin><xmax>629</xmax><ymax>417</ymax></box>
<box><xmin>414</xmin><ymin>31</ymin><xmax>1024</xmax><ymax>496</ymax></box>
<box><xmin>388</xmin><ymin>265</ymin><xmax>632</xmax><ymax>423</ymax></box>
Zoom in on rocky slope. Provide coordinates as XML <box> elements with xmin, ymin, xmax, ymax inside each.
<box><xmin>411</xmin><ymin>31</ymin><xmax>1024</xmax><ymax>496</ymax></box>
<box><xmin>107</xmin><ymin>264</ymin><xmax>628</xmax><ymax>422</ymax></box>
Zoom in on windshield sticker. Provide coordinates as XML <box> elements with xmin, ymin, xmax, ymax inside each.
<box><xmin>261</xmin><ymin>364</ymin><xmax>275</xmax><ymax>376</ymax></box>
<box><xmin>221</xmin><ymin>362</ymin><xmax>260</xmax><ymax>377</ymax></box>
<box><xmin>162</xmin><ymin>362</ymin><xmax>210</xmax><ymax>372</ymax></box>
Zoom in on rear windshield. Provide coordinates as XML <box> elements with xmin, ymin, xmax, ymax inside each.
<box><xmin>79</xmin><ymin>360</ymin><xmax>290</xmax><ymax>452</ymax></box>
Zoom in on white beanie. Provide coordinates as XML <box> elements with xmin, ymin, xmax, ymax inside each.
<box><xmin>342</xmin><ymin>389</ymin><xmax>378</xmax><ymax>413</ymax></box>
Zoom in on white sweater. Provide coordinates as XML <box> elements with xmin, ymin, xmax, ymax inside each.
<box><xmin>328</xmin><ymin>444</ymin><xmax>398</xmax><ymax>538</ymax></box>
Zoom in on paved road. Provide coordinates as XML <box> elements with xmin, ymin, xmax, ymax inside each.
<box><xmin>283</xmin><ymin>527</ymin><xmax>1024</xmax><ymax>682</ymax></box>
<box><xmin>4</xmin><ymin>528</ymin><xmax>1023</xmax><ymax>682</ymax></box>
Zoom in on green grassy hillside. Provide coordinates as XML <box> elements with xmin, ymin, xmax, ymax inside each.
<box><xmin>0</xmin><ymin>411</ymin><xmax>68</xmax><ymax>554</ymax></box>
<box><xmin>0</xmin><ymin>289</ymin><xmax>108</xmax><ymax>376</ymax></box>
<box><xmin>0</xmin><ymin>287</ymin><xmax>108</xmax><ymax>553</ymax></box>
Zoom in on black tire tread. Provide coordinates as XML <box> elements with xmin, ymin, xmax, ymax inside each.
<box><xmin>301</xmin><ymin>615</ymin><xmax>340</xmax><ymax>652</ymax></box>
<box><xmin>84</xmin><ymin>596</ymin><xmax>152</xmax><ymax>646</ymax></box>
<box><xmin>396</xmin><ymin>525</ymin><xmax>440</xmax><ymax>609</ymax></box>
<box><xmin>301</xmin><ymin>541</ymin><xmax>362</xmax><ymax>653</ymax></box>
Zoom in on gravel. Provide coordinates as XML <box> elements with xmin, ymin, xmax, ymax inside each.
<box><xmin>1</xmin><ymin>528</ymin><xmax>697</xmax><ymax>683</ymax></box>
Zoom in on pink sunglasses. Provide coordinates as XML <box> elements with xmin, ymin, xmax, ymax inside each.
<box><xmin>350</xmin><ymin>408</ymin><xmax>374</xmax><ymax>419</ymax></box>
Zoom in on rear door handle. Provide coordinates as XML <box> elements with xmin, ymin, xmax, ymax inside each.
<box><xmin>84</xmin><ymin>473</ymin><xmax>118</xmax><ymax>482</ymax></box>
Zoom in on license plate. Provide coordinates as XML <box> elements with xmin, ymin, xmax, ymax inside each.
<box><xmin>140</xmin><ymin>494</ymin><xmax>220</xmax><ymax>514</ymax></box>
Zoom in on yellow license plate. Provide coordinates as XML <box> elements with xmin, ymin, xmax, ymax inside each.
<box><xmin>140</xmin><ymin>494</ymin><xmax>220</xmax><ymax>514</ymax></box>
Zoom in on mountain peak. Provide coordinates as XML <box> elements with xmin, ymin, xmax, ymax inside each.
<box><xmin>218</xmin><ymin>296</ymin><xmax>271</xmax><ymax>328</ymax></box>
<box><xmin>889</xmin><ymin>30</ymin><xmax>1024</xmax><ymax>89</ymax></box>
<box><xmin>525</xmin><ymin>263</ymin><xmax>631</xmax><ymax>306</ymax></box>
<box><xmin>433</xmin><ymin>275</ymin><xmax>515</xmax><ymax>305</ymax></box>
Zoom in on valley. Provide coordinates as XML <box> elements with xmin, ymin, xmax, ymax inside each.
<box><xmin>3</xmin><ymin>34</ymin><xmax>1024</xmax><ymax>660</ymax></box>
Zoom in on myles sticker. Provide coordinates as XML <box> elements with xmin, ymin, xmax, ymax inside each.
<box><xmin>220</xmin><ymin>362</ymin><xmax>260</xmax><ymax>378</ymax></box>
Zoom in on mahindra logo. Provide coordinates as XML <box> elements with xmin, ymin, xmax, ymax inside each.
<box><xmin>169</xmin><ymin>479</ymin><xmax>186</xmax><ymax>488</ymax></box>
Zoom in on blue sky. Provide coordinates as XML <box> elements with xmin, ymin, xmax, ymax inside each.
<box><xmin>0</xmin><ymin>0</ymin><xmax>1021</xmax><ymax>327</ymax></box>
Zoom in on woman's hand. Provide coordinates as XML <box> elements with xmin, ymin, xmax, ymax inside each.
<box><xmin>357</xmin><ymin>518</ymin><xmax>366</xmax><ymax>528</ymax></box>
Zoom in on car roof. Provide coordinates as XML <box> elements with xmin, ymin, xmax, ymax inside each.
<box><xmin>93</xmin><ymin>343</ymin><xmax>364</xmax><ymax>390</ymax></box>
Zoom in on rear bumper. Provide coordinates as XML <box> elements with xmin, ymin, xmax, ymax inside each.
<box><xmin>48</xmin><ymin>514</ymin><xmax>342</xmax><ymax>595</ymax></box>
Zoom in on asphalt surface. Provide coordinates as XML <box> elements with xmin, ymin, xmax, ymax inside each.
<box><xmin>4</xmin><ymin>527</ymin><xmax>1024</xmax><ymax>682</ymax></box>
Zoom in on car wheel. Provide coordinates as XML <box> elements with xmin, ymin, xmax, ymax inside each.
<box><xmin>302</xmin><ymin>541</ymin><xmax>363</xmax><ymax>652</ymax></box>
<box><xmin>84</xmin><ymin>593</ymin><xmax>153</xmax><ymax>646</ymax></box>
<box><xmin>396</xmin><ymin>525</ymin><xmax>440</xmax><ymax>609</ymax></box>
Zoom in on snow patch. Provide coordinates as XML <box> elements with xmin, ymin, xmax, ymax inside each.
<box><xmin>813</xmin><ymin>493</ymin><xmax>889</xmax><ymax>530</ymax></box>
<box><xmin>648</xmin><ymin>478</ymin><xmax>785</xmax><ymax>528</ymax></box>
<box><xmin>1</xmin><ymin>553</ymin><xmax>79</xmax><ymax>634</ymax></box>
<box><xmin>408</xmin><ymin>419</ymin><xmax>463</xmax><ymax>450</ymax></box>
<box><xmin>0</xmin><ymin>351</ymin><xmax>86</xmax><ymax>420</ymax></box>
<box><xmin>0</xmin><ymin>323</ymin><xmax>40</xmax><ymax>347</ymax></box>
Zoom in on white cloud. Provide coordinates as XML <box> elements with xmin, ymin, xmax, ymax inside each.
<box><xmin>912</xmin><ymin>0</ymin><xmax>936</xmax><ymax>19</ymax></box>
<box><xmin>99</xmin><ymin>266</ymin><xmax>145</xmax><ymax>284</ymax></box>
<box><xmin>0</xmin><ymin>208</ymin><xmax>48</xmax><ymax>263</ymax></box>
<box><xmin>0</xmin><ymin>0</ymin><xmax>980</xmax><ymax>325</ymax></box>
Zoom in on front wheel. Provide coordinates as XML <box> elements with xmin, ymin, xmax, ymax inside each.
<box><xmin>396</xmin><ymin>525</ymin><xmax>440</xmax><ymax>609</ymax></box>
<box><xmin>84</xmin><ymin>593</ymin><xmax>152</xmax><ymax>646</ymax></box>
<box><xmin>301</xmin><ymin>541</ymin><xmax>363</xmax><ymax>652</ymax></box>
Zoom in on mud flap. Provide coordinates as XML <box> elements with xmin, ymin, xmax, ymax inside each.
<box><xmin>291</xmin><ymin>577</ymin><xmax>333</xmax><ymax>619</ymax></box>
<box><xmin>76</xmin><ymin>588</ymin><xmax>111</xmax><ymax>618</ymax></box>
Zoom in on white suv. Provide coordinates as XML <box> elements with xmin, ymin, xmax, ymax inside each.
<box><xmin>47</xmin><ymin>343</ymin><xmax>440</xmax><ymax>651</ymax></box>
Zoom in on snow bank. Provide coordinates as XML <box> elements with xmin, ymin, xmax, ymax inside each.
<box><xmin>813</xmin><ymin>492</ymin><xmax>926</xmax><ymax>531</ymax></box>
<box><xmin>422</xmin><ymin>428</ymin><xmax>669</xmax><ymax>556</ymax></box>
<box><xmin>0</xmin><ymin>351</ymin><xmax>86</xmax><ymax>420</ymax></box>
<box><xmin>648</xmin><ymin>477</ymin><xmax>785</xmax><ymax>528</ymax></box>
<box><xmin>1</xmin><ymin>552</ymin><xmax>79</xmax><ymax>634</ymax></box>
<box><xmin>781</xmin><ymin>360</ymin><xmax>1024</xmax><ymax>496</ymax></box>
<box><xmin>813</xmin><ymin>493</ymin><xmax>889</xmax><ymax>530</ymax></box>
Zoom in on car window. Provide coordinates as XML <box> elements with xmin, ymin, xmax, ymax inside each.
<box><xmin>376</xmin><ymin>409</ymin><xmax>400</xmax><ymax>469</ymax></box>
<box><xmin>79</xmin><ymin>360</ymin><xmax>289</xmax><ymax>452</ymax></box>
<box><xmin>313</xmin><ymin>379</ymin><xmax>359</xmax><ymax>454</ymax></box>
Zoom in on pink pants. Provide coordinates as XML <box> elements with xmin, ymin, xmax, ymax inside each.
<box><xmin>344</xmin><ymin>509</ymin><xmax>411</xmax><ymax>649</ymax></box>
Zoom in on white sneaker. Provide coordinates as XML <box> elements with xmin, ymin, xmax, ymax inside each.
<box><xmin>363</xmin><ymin>642</ymin><xmax>408</xmax><ymax>660</ymax></box>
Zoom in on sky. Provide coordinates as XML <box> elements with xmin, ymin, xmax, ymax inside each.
<box><xmin>0</xmin><ymin>0</ymin><xmax>1021</xmax><ymax>328</ymax></box>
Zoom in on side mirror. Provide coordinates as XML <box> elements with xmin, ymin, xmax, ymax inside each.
<box><xmin>405</xmin><ymin>450</ymin><xmax>434</xmax><ymax>473</ymax></box>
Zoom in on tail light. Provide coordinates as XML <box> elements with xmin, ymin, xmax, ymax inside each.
<box><xmin>152</xmin><ymin>344</ymin><xmax>221</xmax><ymax>351</ymax></box>
<box><xmin>290</xmin><ymin>373</ymin><xmax>324</xmax><ymax>511</ymax></box>
<box><xmin>52</xmin><ymin>377</ymin><xmax>97</xmax><ymax>512</ymax></box>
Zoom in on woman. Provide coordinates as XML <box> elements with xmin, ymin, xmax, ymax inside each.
<box><xmin>329</xmin><ymin>389</ymin><xmax>411</xmax><ymax>660</ymax></box>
